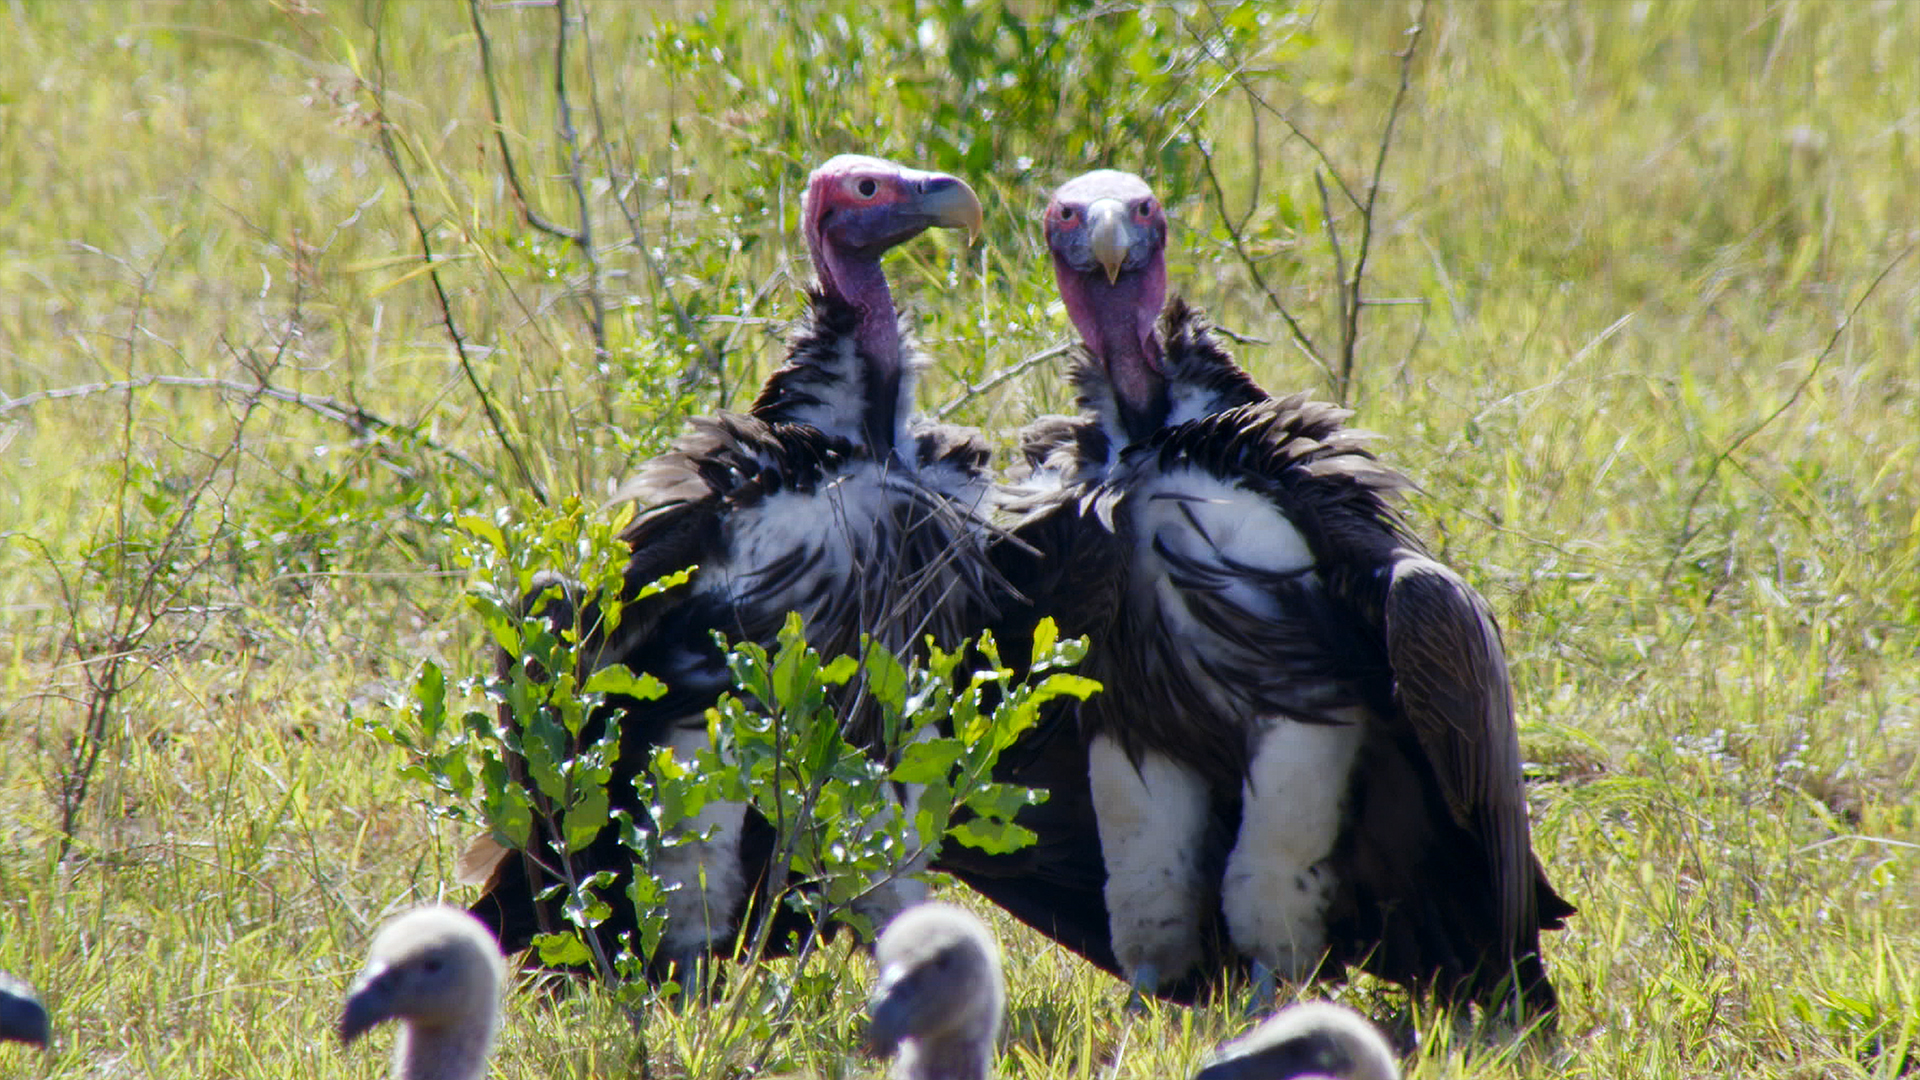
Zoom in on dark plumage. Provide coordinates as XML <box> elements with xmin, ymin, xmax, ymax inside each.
<box><xmin>0</xmin><ymin>972</ymin><xmax>47</xmax><ymax>1048</ymax></box>
<box><xmin>1194</xmin><ymin>1002</ymin><xmax>1400</xmax><ymax>1080</ymax></box>
<box><xmin>958</xmin><ymin>170</ymin><xmax>1570</xmax><ymax>1016</ymax></box>
<box><xmin>465</xmin><ymin>156</ymin><xmax>998</xmax><ymax>976</ymax></box>
<box><xmin>867</xmin><ymin>903</ymin><xmax>1004</xmax><ymax>1080</ymax></box>
<box><xmin>340</xmin><ymin>906</ymin><xmax>506</xmax><ymax>1080</ymax></box>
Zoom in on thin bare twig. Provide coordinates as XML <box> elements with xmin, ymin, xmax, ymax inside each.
<box><xmin>53</xmin><ymin>259</ymin><xmax>302</xmax><ymax>858</ymax></box>
<box><xmin>468</xmin><ymin>0</ymin><xmax>609</xmax><ymax>377</ymax></box>
<box><xmin>1188</xmin><ymin>123</ymin><xmax>1329</xmax><ymax>380</ymax></box>
<box><xmin>1662</xmin><ymin>243</ymin><xmax>1915</xmax><ymax>582</ymax></box>
<box><xmin>370</xmin><ymin>0</ymin><xmax>547</xmax><ymax>503</ymax></box>
<box><xmin>467</xmin><ymin>0</ymin><xmax>578</xmax><ymax>244</ymax></box>
<box><xmin>574</xmin><ymin>1</ymin><xmax>725</xmax><ymax>392</ymax></box>
<box><xmin>1314</xmin><ymin>169</ymin><xmax>1350</xmax><ymax>394</ymax></box>
<box><xmin>1184</xmin><ymin>4</ymin><xmax>1361</xmax><ymax>212</ymax></box>
<box><xmin>932</xmin><ymin>342</ymin><xmax>1076</xmax><ymax>421</ymax></box>
<box><xmin>1338</xmin><ymin>1</ymin><xmax>1429</xmax><ymax>403</ymax></box>
<box><xmin>550</xmin><ymin>0</ymin><xmax>608</xmax><ymax>364</ymax></box>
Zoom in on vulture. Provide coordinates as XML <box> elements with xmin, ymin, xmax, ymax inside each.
<box><xmin>1193</xmin><ymin>1001</ymin><xmax>1400</xmax><ymax>1080</ymax></box>
<box><xmin>867</xmin><ymin>903</ymin><xmax>1004</xmax><ymax>1080</ymax></box>
<box><xmin>986</xmin><ymin>169</ymin><xmax>1571</xmax><ymax>1016</ymax></box>
<box><xmin>340</xmin><ymin>906</ymin><xmax>507</xmax><ymax>1080</ymax></box>
<box><xmin>466</xmin><ymin>155</ymin><xmax>998</xmax><ymax>978</ymax></box>
<box><xmin>0</xmin><ymin>972</ymin><xmax>47</xmax><ymax>1047</ymax></box>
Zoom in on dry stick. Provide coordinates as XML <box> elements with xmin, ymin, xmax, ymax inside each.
<box><xmin>1189</xmin><ymin>125</ymin><xmax>1329</xmax><ymax>381</ymax></box>
<box><xmin>467</xmin><ymin>0</ymin><xmax>579</xmax><ymax>245</ymax></box>
<box><xmin>549</xmin><ymin>0</ymin><xmax>609</xmax><ymax>366</ymax></box>
<box><xmin>1661</xmin><ymin>242</ymin><xmax>1916</xmax><ymax>586</ymax></box>
<box><xmin>1339</xmin><ymin>0</ymin><xmax>1428</xmax><ymax>405</ymax></box>
<box><xmin>0</xmin><ymin>375</ymin><xmax>499</xmax><ymax>485</ymax></box>
<box><xmin>573</xmin><ymin>0</ymin><xmax>724</xmax><ymax>392</ymax></box>
<box><xmin>370</xmin><ymin>5</ymin><xmax>547</xmax><ymax>505</ymax></box>
<box><xmin>1314</xmin><ymin>169</ymin><xmax>1351</xmax><ymax>398</ymax></box>
<box><xmin>1184</xmin><ymin>4</ymin><xmax>1362</xmax><ymax>214</ymax></box>
<box><xmin>467</xmin><ymin>0</ymin><xmax>610</xmax><ymax>436</ymax></box>
<box><xmin>57</xmin><ymin>242</ymin><xmax>166</xmax><ymax>858</ymax></box>
<box><xmin>931</xmin><ymin>342</ymin><xmax>1075</xmax><ymax>422</ymax></box>
<box><xmin>58</xmin><ymin>277</ymin><xmax>295</xmax><ymax>858</ymax></box>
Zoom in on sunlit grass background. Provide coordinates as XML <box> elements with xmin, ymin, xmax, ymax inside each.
<box><xmin>2</xmin><ymin>1</ymin><xmax>1916</xmax><ymax>1077</ymax></box>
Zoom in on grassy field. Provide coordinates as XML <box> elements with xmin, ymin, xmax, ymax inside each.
<box><xmin>2</xmin><ymin>0</ymin><xmax>1917</xmax><ymax>1077</ymax></box>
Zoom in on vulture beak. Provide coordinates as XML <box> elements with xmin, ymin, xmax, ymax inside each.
<box><xmin>865</xmin><ymin>960</ymin><xmax>925</xmax><ymax>1055</ymax></box>
<box><xmin>337</xmin><ymin>962</ymin><xmax>397</xmax><ymax>1045</ymax></box>
<box><xmin>1086</xmin><ymin>198</ymin><xmax>1131</xmax><ymax>284</ymax></box>
<box><xmin>913</xmin><ymin>172</ymin><xmax>984</xmax><ymax>241</ymax></box>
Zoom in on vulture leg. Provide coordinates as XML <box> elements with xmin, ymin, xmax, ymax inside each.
<box><xmin>1222</xmin><ymin>712</ymin><xmax>1365</xmax><ymax>989</ymax></box>
<box><xmin>1088</xmin><ymin>732</ymin><xmax>1212</xmax><ymax>996</ymax></box>
<box><xmin>654</xmin><ymin>722</ymin><xmax>751</xmax><ymax>979</ymax></box>
<box><xmin>849</xmin><ymin>730</ymin><xmax>937</xmax><ymax>934</ymax></box>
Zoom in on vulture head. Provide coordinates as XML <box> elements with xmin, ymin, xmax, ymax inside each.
<box><xmin>1045</xmin><ymin>169</ymin><xmax>1170</xmax><ymax>439</ymax></box>
<box><xmin>339</xmin><ymin>906</ymin><xmax>506</xmax><ymax>1080</ymax></box>
<box><xmin>803</xmin><ymin>154</ymin><xmax>983</xmax><ymax>371</ymax></box>
<box><xmin>1192</xmin><ymin>1002</ymin><xmax>1400</xmax><ymax>1080</ymax></box>
<box><xmin>867</xmin><ymin>903</ymin><xmax>1004</xmax><ymax>1080</ymax></box>
<box><xmin>0</xmin><ymin>972</ymin><xmax>48</xmax><ymax>1047</ymax></box>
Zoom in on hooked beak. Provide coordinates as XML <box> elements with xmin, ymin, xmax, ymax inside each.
<box><xmin>337</xmin><ymin>963</ymin><xmax>395</xmax><ymax>1045</ymax></box>
<box><xmin>1086</xmin><ymin>198</ymin><xmax>1131</xmax><ymax>284</ymax></box>
<box><xmin>865</xmin><ymin>961</ymin><xmax>923</xmax><ymax>1056</ymax></box>
<box><xmin>913</xmin><ymin>172</ymin><xmax>985</xmax><ymax>242</ymax></box>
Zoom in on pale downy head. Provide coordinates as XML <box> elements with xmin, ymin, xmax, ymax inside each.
<box><xmin>339</xmin><ymin>906</ymin><xmax>507</xmax><ymax>1080</ymax></box>
<box><xmin>1193</xmin><ymin>1002</ymin><xmax>1400</xmax><ymax>1080</ymax></box>
<box><xmin>1044</xmin><ymin>169</ymin><xmax>1171</xmax><ymax>439</ymax></box>
<box><xmin>867</xmin><ymin>903</ymin><xmax>1005</xmax><ymax>1080</ymax></box>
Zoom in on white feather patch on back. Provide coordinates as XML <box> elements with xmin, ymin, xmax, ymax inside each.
<box><xmin>1133</xmin><ymin>467</ymin><xmax>1315</xmax><ymax>577</ymax></box>
<box><xmin>1127</xmin><ymin>468</ymin><xmax>1317</xmax><ymax>663</ymax></box>
<box><xmin>702</xmin><ymin>461</ymin><xmax>899</xmax><ymax>605</ymax></box>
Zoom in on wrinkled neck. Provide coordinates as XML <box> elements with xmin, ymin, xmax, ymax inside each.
<box><xmin>818</xmin><ymin>247</ymin><xmax>903</xmax><ymax>376</ymax></box>
<box><xmin>1057</xmin><ymin>261</ymin><xmax>1168</xmax><ymax>444</ymax></box>
<box><xmin>1084</xmin><ymin>295</ymin><xmax>1166</xmax><ymax>443</ymax></box>
<box><xmin>817</xmin><ymin>246</ymin><xmax>907</xmax><ymax>454</ymax></box>
<box><xmin>393</xmin><ymin>1014</ymin><xmax>496</xmax><ymax>1080</ymax></box>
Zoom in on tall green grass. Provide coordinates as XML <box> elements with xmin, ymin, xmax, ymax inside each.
<box><xmin>1</xmin><ymin>1</ymin><xmax>1915</xmax><ymax>1077</ymax></box>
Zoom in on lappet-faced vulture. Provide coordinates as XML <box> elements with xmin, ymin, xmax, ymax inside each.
<box><xmin>976</xmin><ymin>169</ymin><xmax>1571</xmax><ymax>1017</ymax></box>
<box><xmin>465</xmin><ymin>155</ymin><xmax>997</xmax><ymax>978</ymax></box>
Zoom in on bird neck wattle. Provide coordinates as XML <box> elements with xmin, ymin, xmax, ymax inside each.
<box><xmin>820</xmin><ymin>247</ymin><xmax>908</xmax><ymax>454</ymax></box>
<box><xmin>822</xmin><ymin>250</ymin><xmax>903</xmax><ymax>370</ymax></box>
<box><xmin>1058</xmin><ymin>266</ymin><xmax>1169</xmax><ymax>445</ymax></box>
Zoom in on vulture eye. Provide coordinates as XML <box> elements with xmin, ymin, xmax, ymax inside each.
<box><xmin>1058</xmin><ymin>205</ymin><xmax>1076</xmax><ymax>222</ymax></box>
<box><xmin>1136</xmin><ymin>199</ymin><xmax>1155</xmax><ymax>218</ymax></box>
<box><xmin>856</xmin><ymin>177</ymin><xmax>879</xmax><ymax>198</ymax></box>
